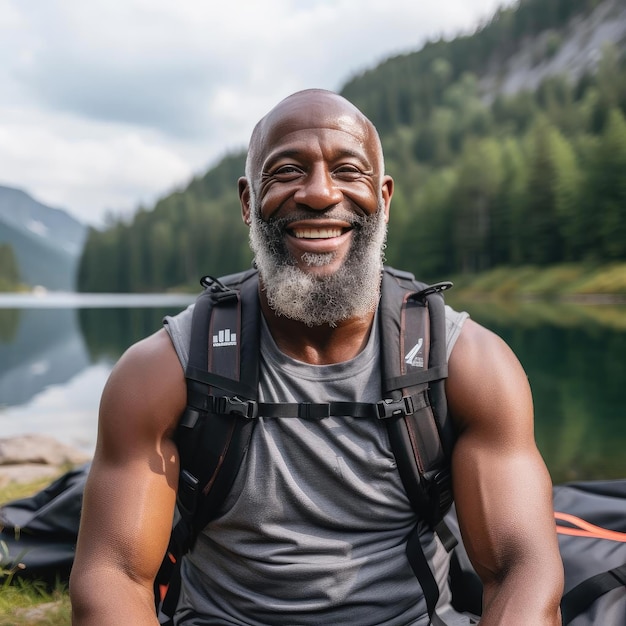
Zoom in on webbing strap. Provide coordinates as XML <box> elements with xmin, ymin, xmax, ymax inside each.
<box><xmin>186</xmin><ymin>367</ymin><xmax>257</xmax><ymax>399</ymax></box>
<box><xmin>200</xmin><ymin>392</ymin><xmax>430</xmax><ymax>420</ymax></box>
<box><xmin>561</xmin><ymin>563</ymin><xmax>626</xmax><ymax>625</ymax></box>
<box><xmin>406</xmin><ymin>525</ymin><xmax>447</xmax><ymax>626</ymax></box>
<box><xmin>384</xmin><ymin>364</ymin><xmax>449</xmax><ymax>391</ymax></box>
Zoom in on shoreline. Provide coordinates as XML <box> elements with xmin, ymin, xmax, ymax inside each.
<box><xmin>0</xmin><ymin>434</ymin><xmax>90</xmax><ymax>490</ymax></box>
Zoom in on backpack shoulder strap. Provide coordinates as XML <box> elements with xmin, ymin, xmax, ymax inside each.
<box><xmin>380</xmin><ymin>266</ymin><xmax>455</xmax><ymax>527</ymax></box>
<box><xmin>176</xmin><ymin>268</ymin><xmax>260</xmax><ymax>538</ymax></box>
<box><xmin>155</xmin><ymin>269</ymin><xmax>260</xmax><ymax>623</ymax></box>
<box><xmin>380</xmin><ymin>266</ymin><xmax>456</xmax><ymax>626</ymax></box>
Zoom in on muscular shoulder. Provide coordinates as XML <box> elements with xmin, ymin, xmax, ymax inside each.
<box><xmin>97</xmin><ymin>329</ymin><xmax>187</xmax><ymax>454</ymax></box>
<box><xmin>446</xmin><ymin>319</ymin><xmax>534</xmax><ymax>443</ymax></box>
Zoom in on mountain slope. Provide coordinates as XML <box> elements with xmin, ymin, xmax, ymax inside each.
<box><xmin>0</xmin><ymin>185</ymin><xmax>87</xmax><ymax>290</ymax></box>
<box><xmin>480</xmin><ymin>0</ymin><xmax>626</xmax><ymax>99</ymax></box>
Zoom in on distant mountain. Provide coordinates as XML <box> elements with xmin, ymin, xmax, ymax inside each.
<box><xmin>0</xmin><ymin>185</ymin><xmax>87</xmax><ymax>290</ymax></box>
<box><xmin>479</xmin><ymin>0</ymin><xmax>626</xmax><ymax>99</ymax></box>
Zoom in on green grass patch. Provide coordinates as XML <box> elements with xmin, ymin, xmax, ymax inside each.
<box><xmin>0</xmin><ymin>476</ymin><xmax>64</xmax><ymax>507</ymax></box>
<box><xmin>0</xmin><ymin>581</ymin><xmax>70</xmax><ymax>626</ymax></box>
<box><xmin>449</xmin><ymin>263</ymin><xmax>626</xmax><ymax>299</ymax></box>
<box><xmin>568</xmin><ymin>263</ymin><xmax>626</xmax><ymax>295</ymax></box>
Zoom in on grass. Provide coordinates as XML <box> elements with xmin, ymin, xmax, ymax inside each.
<box><xmin>0</xmin><ymin>476</ymin><xmax>65</xmax><ymax>507</ymax></box>
<box><xmin>449</xmin><ymin>262</ymin><xmax>626</xmax><ymax>300</ymax></box>
<box><xmin>1</xmin><ymin>476</ymin><xmax>71</xmax><ymax>625</ymax></box>
<box><xmin>0</xmin><ymin>581</ymin><xmax>71</xmax><ymax>626</ymax></box>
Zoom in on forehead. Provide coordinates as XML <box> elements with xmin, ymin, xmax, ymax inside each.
<box><xmin>251</xmin><ymin>94</ymin><xmax>377</xmax><ymax>168</ymax></box>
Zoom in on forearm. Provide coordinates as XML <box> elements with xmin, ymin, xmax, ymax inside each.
<box><xmin>70</xmin><ymin>566</ymin><xmax>159</xmax><ymax>625</ymax></box>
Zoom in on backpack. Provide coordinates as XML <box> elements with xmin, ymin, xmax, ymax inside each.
<box><xmin>444</xmin><ymin>480</ymin><xmax>626</xmax><ymax>625</ymax></box>
<box><xmin>154</xmin><ymin>265</ymin><xmax>626</xmax><ymax>626</ymax></box>
<box><xmin>155</xmin><ymin>266</ymin><xmax>456</xmax><ymax>625</ymax></box>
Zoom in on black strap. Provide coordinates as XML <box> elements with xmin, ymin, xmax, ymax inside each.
<box><xmin>186</xmin><ymin>367</ymin><xmax>258</xmax><ymax>399</ymax></box>
<box><xmin>406</xmin><ymin>525</ymin><xmax>448</xmax><ymax>626</ymax></box>
<box><xmin>561</xmin><ymin>563</ymin><xmax>626</xmax><ymax>625</ymax></box>
<box><xmin>384</xmin><ymin>364</ymin><xmax>449</xmax><ymax>391</ymax></box>
<box><xmin>201</xmin><ymin>392</ymin><xmax>431</xmax><ymax>420</ymax></box>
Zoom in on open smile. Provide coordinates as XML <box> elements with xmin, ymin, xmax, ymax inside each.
<box><xmin>291</xmin><ymin>226</ymin><xmax>347</xmax><ymax>239</ymax></box>
<box><xmin>286</xmin><ymin>217</ymin><xmax>354</xmax><ymax>241</ymax></box>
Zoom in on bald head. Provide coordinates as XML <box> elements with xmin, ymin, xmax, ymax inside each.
<box><xmin>245</xmin><ymin>89</ymin><xmax>385</xmax><ymax>191</ymax></box>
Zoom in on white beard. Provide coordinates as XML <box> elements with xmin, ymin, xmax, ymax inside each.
<box><xmin>248</xmin><ymin>201</ymin><xmax>387</xmax><ymax>327</ymax></box>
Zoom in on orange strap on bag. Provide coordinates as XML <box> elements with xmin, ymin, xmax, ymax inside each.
<box><xmin>555</xmin><ymin>511</ymin><xmax>626</xmax><ymax>542</ymax></box>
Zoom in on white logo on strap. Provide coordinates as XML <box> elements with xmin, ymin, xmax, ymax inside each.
<box><xmin>212</xmin><ymin>328</ymin><xmax>237</xmax><ymax>347</ymax></box>
<box><xmin>405</xmin><ymin>338</ymin><xmax>424</xmax><ymax>368</ymax></box>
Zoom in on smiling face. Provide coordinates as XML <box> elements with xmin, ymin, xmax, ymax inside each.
<box><xmin>240</xmin><ymin>90</ymin><xmax>394</xmax><ymax>326</ymax></box>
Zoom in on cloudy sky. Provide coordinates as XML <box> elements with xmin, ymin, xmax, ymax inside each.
<box><xmin>0</xmin><ymin>0</ymin><xmax>515</xmax><ymax>227</ymax></box>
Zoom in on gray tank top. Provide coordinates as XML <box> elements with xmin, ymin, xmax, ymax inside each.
<box><xmin>164</xmin><ymin>303</ymin><xmax>470</xmax><ymax>626</ymax></box>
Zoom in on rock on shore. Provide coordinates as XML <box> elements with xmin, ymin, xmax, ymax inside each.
<box><xmin>0</xmin><ymin>434</ymin><xmax>91</xmax><ymax>488</ymax></box>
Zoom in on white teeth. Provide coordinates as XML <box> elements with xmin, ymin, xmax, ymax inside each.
<box><xmin>293</xmin><ymin>227</ymin><xmax>342</xmax><ymax>239</ymax></box>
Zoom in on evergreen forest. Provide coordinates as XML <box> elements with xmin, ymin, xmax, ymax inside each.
<box><xmin>78</xmin><ymin>0</ymin><xmax>626</xmax><ymax>292</ymax></box>
<box><xmin>0</xmin><ymin>244</ymin><xmax>20</xmax><ymax>291</ymax></box>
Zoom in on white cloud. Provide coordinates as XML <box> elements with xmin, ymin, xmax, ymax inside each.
<box><xmin>0</xmin><ymin>107</ymin><xmax>190</xmax><ymax>224</ymax></box>
<box><xmin>0</xmin><ymin>0</ymin><xmax>514</xmax><ymax>225</ymax></box>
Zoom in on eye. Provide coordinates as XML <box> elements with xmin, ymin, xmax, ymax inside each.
<box><xmin>272</xmin><ymin>164</ymin><xmax>303</xmax><ymax>179</ymax></box>
<box><xmin>333</xmin><ymin>164</ymin><xmax>362</xmax><ymax>179</ymax></box>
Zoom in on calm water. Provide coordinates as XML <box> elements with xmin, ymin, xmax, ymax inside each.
<box><xmin>0</xmin><ymin>292</ymin><xmax>625</xmax><ymax>484</ymax></box>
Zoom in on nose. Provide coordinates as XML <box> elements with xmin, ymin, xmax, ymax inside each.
<box><xmin>293</xmin><ymin>164</ymin><xmax>343</xmax><ymax>210</ymax></box>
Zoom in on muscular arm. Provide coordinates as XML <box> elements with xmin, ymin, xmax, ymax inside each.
<box><xmin>70</xmin><ymin>329</ymin><xmax>186</xmax><ymax>625</ymax></box>
<box><xmin>447</xmin><ymin>320</ymin><xmax>563</xmax><ymax>625</ymax></box>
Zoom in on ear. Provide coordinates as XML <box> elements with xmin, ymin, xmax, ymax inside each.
<box><xmin>238</xmin><ymin>177</ymin><xmax>251</xmax><ymax>225</ymax></box>
<box><xmin>381</xmin><ymin>175</ymin><xmax>394</xmax><ymax>223</ymax></box>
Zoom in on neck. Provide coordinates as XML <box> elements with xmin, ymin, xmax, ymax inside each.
<box><xmin>260</xmin><ymin>293</ymin><xmax>376</xmax><ymax>365</ymax></box>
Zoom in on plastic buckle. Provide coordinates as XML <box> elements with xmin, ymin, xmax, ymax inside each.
<box><xmin>376</xmin><ymin>395</ymin><xmax>415</xmax><ymax>419</ymax></box>
<box><xmin>215</xmin><ymin>396</ymin><xmax>258</xmax><ymax>419</ymax></box>
<box><xmin>412</xmin><ymin>281</ymin><xmax>454</xmax><ymax>301</ymax></box>
<box><xmin>200</xmin><ymin>275</ymin><xmax>227</xmax><ymax>290</ymax></box>
<box><xmin>200</xmin><ymin>275</ymin><xmax>238</xmax><ymax>302</ymax></box>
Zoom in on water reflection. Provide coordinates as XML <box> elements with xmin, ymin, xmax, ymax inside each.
<box><xmin>79</xmin><ymin>306</ymin><xmax>185</xmax><ymax>361</ymax></box>
<box><xmin>0</xmin><ymin>309</ymin><xmax>20</xmax><ymax>343</ymax></box>
<box><xmin>0</xmin><ymin>308</ymin><xmax>90</xmax><ymax>407</ymax></box>
<box><xmin>0</xmin><ymin>295</ymin><xmax>624</xmax><ymax>483</ymax></box>
<box><xmin>452</xmin><ymin>298</ymin><xmax>626</xmax><ymax>483</ymax></box>
<box><xmin>0</xmin><ymin>297</ymin><xmax>192</xmax><ymax>454</ymax></box>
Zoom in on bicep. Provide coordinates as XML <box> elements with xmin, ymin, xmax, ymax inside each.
<box><xmin>73</xmin><ymin>330</ymin><xmax>185</xmax><ymax>590</ymax></box>
<box><xmin>447</xmin><ymin>320</ymin><xmax>559</xmax><ymax>585</ymax></box>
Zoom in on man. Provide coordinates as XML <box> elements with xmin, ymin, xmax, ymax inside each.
<box><xmin>70</xmin><ymin>89</ymin><xmax>563</xmax><ymax>625</ymax></box>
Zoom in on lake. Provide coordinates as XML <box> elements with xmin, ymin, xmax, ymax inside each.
<box><xmin>0</xmin><ymin>291</ymin><xmax>625</xmax><ymax>484</ymax></box>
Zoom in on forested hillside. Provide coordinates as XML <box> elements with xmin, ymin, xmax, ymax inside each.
<box><xmin>78</xmin><ymin>0</ymin><xmax>626</xmax><ymax>292</ymax></box>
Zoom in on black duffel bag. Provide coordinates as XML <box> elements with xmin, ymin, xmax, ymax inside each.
<box><xmin>0</xmin><ymin>463</ymin><xmax>88</xmax><ymax>585</ymax></box>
